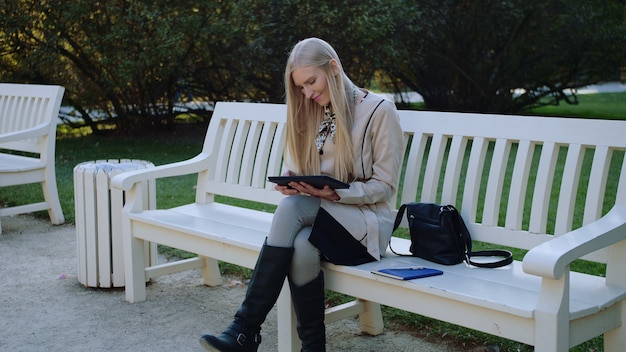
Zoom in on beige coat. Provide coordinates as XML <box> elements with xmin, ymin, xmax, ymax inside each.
<box><xmin>320</xmin><ymin>92</ymin><xmax>404</xmax><ymax>260</ymax></box>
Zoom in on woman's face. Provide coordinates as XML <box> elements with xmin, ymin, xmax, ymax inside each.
<box><xmin>291</xmin><ymin>62</ymin><xmax>338</xmax><ymax>106</ymax></box>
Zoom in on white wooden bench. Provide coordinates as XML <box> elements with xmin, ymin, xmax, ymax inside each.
<box><xmin>0</xmin><ymin>84</ymin><xmax>65</xmax><ymax>233</ymax></box>
<box><xmin>111</xmin><ymin>101</ymin><xmax>626</xmax><ymax>351</ymax></box>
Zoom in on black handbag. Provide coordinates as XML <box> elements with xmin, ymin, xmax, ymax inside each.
<box><xmin>390</xmin><ymin>202</ymin><xmax>512</xmax><ymax>268</ymax></box>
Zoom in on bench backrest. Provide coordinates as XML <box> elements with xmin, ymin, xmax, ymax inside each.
<box><xmin>0</xmin><ymin>83</ymin><xmax>65</xmax><ymax>155</ymax></box>
<box><xmin>195</xmin><ymin>102</ymin><xmax>287</xmax><ymax>207</ymax></box>
<box><xmin>198</xmin><ymin>102</ymin><xmax>626</xmax><ymax>264</ymax></box>
<box><xmin>397</xmin><ymin>110</ymin><xmax>626</xmax><ymax>263</ymax></box>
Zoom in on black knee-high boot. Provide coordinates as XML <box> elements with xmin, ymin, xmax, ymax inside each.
<box><xmin>200</xmin><ymin>241</ymin><xmax>294</xmax><ymax>352</ymax></box>
<box><xmin>289</xmin><ymin>271</ymin><xmax>326</xmax><ymax>352</ymax></box>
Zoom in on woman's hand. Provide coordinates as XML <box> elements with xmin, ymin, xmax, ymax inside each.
<box><xmin>274</xmin><ymin>170</ymin><xmax>300</xmax><ymax>196</ymax></box>
<box><xmin>275</xmin><ymin>182</ymin><xmax>340</xmax><ymax>201</ymax></box>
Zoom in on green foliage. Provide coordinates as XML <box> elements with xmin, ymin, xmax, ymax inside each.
<box><xmin>382</xmin><ymin>0</ymin><xmax>626</xmax><ymax>113</ymax></box>
<box><xmin>222</xmin><ymin>0</ymin><xmax>397</xmax><ymax>101</ymax></box>
<box><xmin>1</xmin><ymin>1</ymin><xmax>624</xmax><ymax>130</ymax></box>
<box><xmin>1</xmin><ymin>1</ymin><xmax>235</xmax><ymax>132</ymax></box>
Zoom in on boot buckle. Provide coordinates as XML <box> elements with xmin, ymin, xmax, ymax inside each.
<box><xmin>235</xmin><ymin>332</ymin><xmax>261</xmax><ymax>346</ymax></box>
<box><xmin>236</xmin><ymin>333</ymin><xmax>248</xmax><ymax>346</ymax></box>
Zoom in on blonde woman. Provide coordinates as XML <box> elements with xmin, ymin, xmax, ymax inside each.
<box><xmin>200</xmin><ymin>38</ymin><xmax>403</xmax><ymax>352</ymax></box>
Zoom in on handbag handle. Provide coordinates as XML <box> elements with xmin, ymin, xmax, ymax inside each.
<box><xmin>466</xmin><ymin>249</ymin><xmax>513</xmax><ymax>268</ymax></box>
<box><xmin>452</xmin><ymin>209</ymin><xmax>513</xmax><ymax>268</ymax></box>
<box><xmin>390</xmin><ymin>204</ymin><xmax>513</xmax><ymax>269</ymax></box>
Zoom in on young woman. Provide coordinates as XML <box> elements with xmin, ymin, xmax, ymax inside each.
<box><xmin>200</xmin><ymin>37</ymin><xmax>403</xmax><ymax>352</ymax></box>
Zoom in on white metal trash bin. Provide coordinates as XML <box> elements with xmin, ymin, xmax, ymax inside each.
<box><xmin>74</xmin><ymin>159</ymin><xmax>157</xmax><ymax>288</ymax></box>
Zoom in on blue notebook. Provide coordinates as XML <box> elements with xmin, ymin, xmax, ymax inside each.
<box><xmin>371</xmin><ymin>267</ymin><xmax>443</xmax><ymax>280</ymax></box>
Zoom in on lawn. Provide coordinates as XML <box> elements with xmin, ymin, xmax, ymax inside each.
<box><xmin>529</xmin><ymin>91</ymin><xmax>626</xmax><ymax>120</ymax></box>
<box><xmin>1</xmin><ymin>91</ymin><xmax>624</xmax><ymax>351</ymax></box>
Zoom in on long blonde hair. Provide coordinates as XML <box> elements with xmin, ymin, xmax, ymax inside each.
<box><xmin>284</xmin><ymin>38</ymin><xmax>356</xmax><ymax>182</ymax></box>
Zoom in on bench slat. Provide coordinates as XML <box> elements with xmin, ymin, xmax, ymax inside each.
<box><xmin>529</xmin><ymin>141</ymin><xmax>559</xmax><ymax>234</ymax></box>
<box><xmin>461</xmin><ymin>136</ymin><xmax>488</xmax><ymax>222</ymax></box>
<box><xmin>555</xmin><ymin>143</ymin><xmax>584</xmax><ymax>235</ymax></box>
<box><xmin>483</xmin><ymin>138</ymin><xmax>511</xmax><ymax>226</ymax></box>
<box><xmin>585</xmin><ymin>145</ymin><xmax>611</xmax><ymax>224</ymax></box>
<box><xmin>440</xmin><ymin>135</ymin><xmax>466</xmax><ymax>204</ymax></box>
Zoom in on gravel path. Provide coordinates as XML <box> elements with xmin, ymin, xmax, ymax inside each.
<box><xmin>0</xmin><ymin>215</ymin><xmax>469</xmax><ymax>352</ymax></box>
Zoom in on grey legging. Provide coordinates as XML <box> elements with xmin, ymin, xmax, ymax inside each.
<box><xmin>266</xmin><ymin>195</ymin><xmax>321</xmax><ymax>286</ymax></box>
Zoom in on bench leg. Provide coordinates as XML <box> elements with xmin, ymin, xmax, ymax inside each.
<box><xmin>277</xmin><ymin>279</ymin><xmax>301</xmax><ymax>352</ymax></box>
<box><xmin>604</xmin><ymin>299</ymin><xmax>626</xmax><ymax>352</ymax></box>
<box><xmin>323</xmin><ymin>297</ymin><xmax>385</xmax><ymax>337</ymax></box>
<box><xmin>605</xmin><ymin>238</ymin><xmax>626</xmax><ymax>352</ymax></box>
<box><xmin>534</xmin><ymin>274</ymin><xmax>569</xmax><ymax>352</ymax></box>
<box><xmin>43</xmin><ymin>167</ymin><xmax>65</xmax><ymax>225</ymax></box>
<box><xmin>358</xmin><ymin>300</ymin><xmax>384</xmax><ymax>336</ymax></box>
<box><xmin>123</xmin><ymin>221</ymin><xmax>148</xmax><ymax>303</ymax></box>
<box><xmin>200</xmin><ymin>256</ymin><xmax>223</xmax><ymax>286</ymax></box>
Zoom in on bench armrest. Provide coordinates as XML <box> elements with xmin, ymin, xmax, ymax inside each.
<box><xmin>110</xmin><ymin>152</ymin><xmax>211</xmax><ymax>191</ymax></box>
<box><xmin>0</xmin><ymin>123</ymin><xmax>50</xmax><ymax>143</ymax></box>
<box><xmin>523</xmin><ymin>204</ymin><xmax>626</xmax><ymax>279</ymax></box>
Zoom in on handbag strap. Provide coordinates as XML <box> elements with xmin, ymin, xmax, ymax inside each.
<box><xmin>391</xmin><ymin>203</ymin><xmax>408</xmax><ymax>233</ymax></box>
<box><xmin>389</xmin><ymin>204</ymin><xmax>410</xmax><ymax>256</ymax></box>
<box><xmin>389</xmin><ymin>203</ymin><xmax>513</xmax><ymax>268</ymax></box>
<box><xmin>467</xmin><ymin>249</ymin><xmax>513</xmax><ymax>268</ymax></box>
<box><xmin>451</xmin><ymin>209</ymin><xmax>513</xmax><ymax>268</ymax></box>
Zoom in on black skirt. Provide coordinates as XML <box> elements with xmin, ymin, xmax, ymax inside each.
<box><xmin>308</xmin><ymin>207</ymin><xmax>375</xmax><ymax>266</ymax></box>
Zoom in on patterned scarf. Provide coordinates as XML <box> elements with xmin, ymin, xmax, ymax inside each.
<box><xmin>315</xmin><ymin>87</ymin><xmax>358</xmax><ymax>155</ymax></box>
<box><xmin>316</xmin><ymin>105</ymin><xmax>336</xmax><ymax>155</ymax></box>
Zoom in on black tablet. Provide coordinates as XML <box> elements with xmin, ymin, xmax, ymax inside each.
<box><xmin>268</xmin><ymin>175</ymin><xmax>349</xmax><ymax>189</ymax></box>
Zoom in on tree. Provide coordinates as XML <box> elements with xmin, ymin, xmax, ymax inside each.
<box><xmin>1</xmin><ymin>0</ymin><xmax>237</xmax><ymax>133</ymax></box>
<box><xmin>1</xmin><ymin>0</ymin><xmax>624</xmax><ymax>133</ymax></box>
<box><xmin>382</xmin><ymin>0</ymin><xmax>626</xmax><ymax>113</ymax></box>
<box><xmin>223</xmin><ymin>0</ymin><xmax>396</xmax><ymax>102</ymax></box>
<box><xmin>1</xmin><ymin>0</ymin><xmax>396</xmax><ymax>131</ymax></box>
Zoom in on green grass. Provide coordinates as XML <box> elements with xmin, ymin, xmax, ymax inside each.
<box><xmin>1</xmin><ymin>92</ymin><xmax>624</xmax><ymax>351</ymax></box>
<box><xmin>529</xmin><ymin>91</ymin><xmax>626</xmax><ymax>120</ymax></box>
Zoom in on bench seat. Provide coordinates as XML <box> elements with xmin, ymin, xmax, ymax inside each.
<box><xmin>336</xmin><ymin>242</ymin><xmax>626</xmax><ymax>321</ymax></box>
<box><xmin>126</xmin><ymin>203</ymin><xmax>272</xmax><ymax>284</ymax></box>
<box><xmin>322</xmin><ymin>251</ymin><xmax>626</xmax><ymax>348</ymax></box>
<box><xmin>127</xmin><ymin>202</ymin><xmax>626</xmax><ymax>347</ymax></box>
